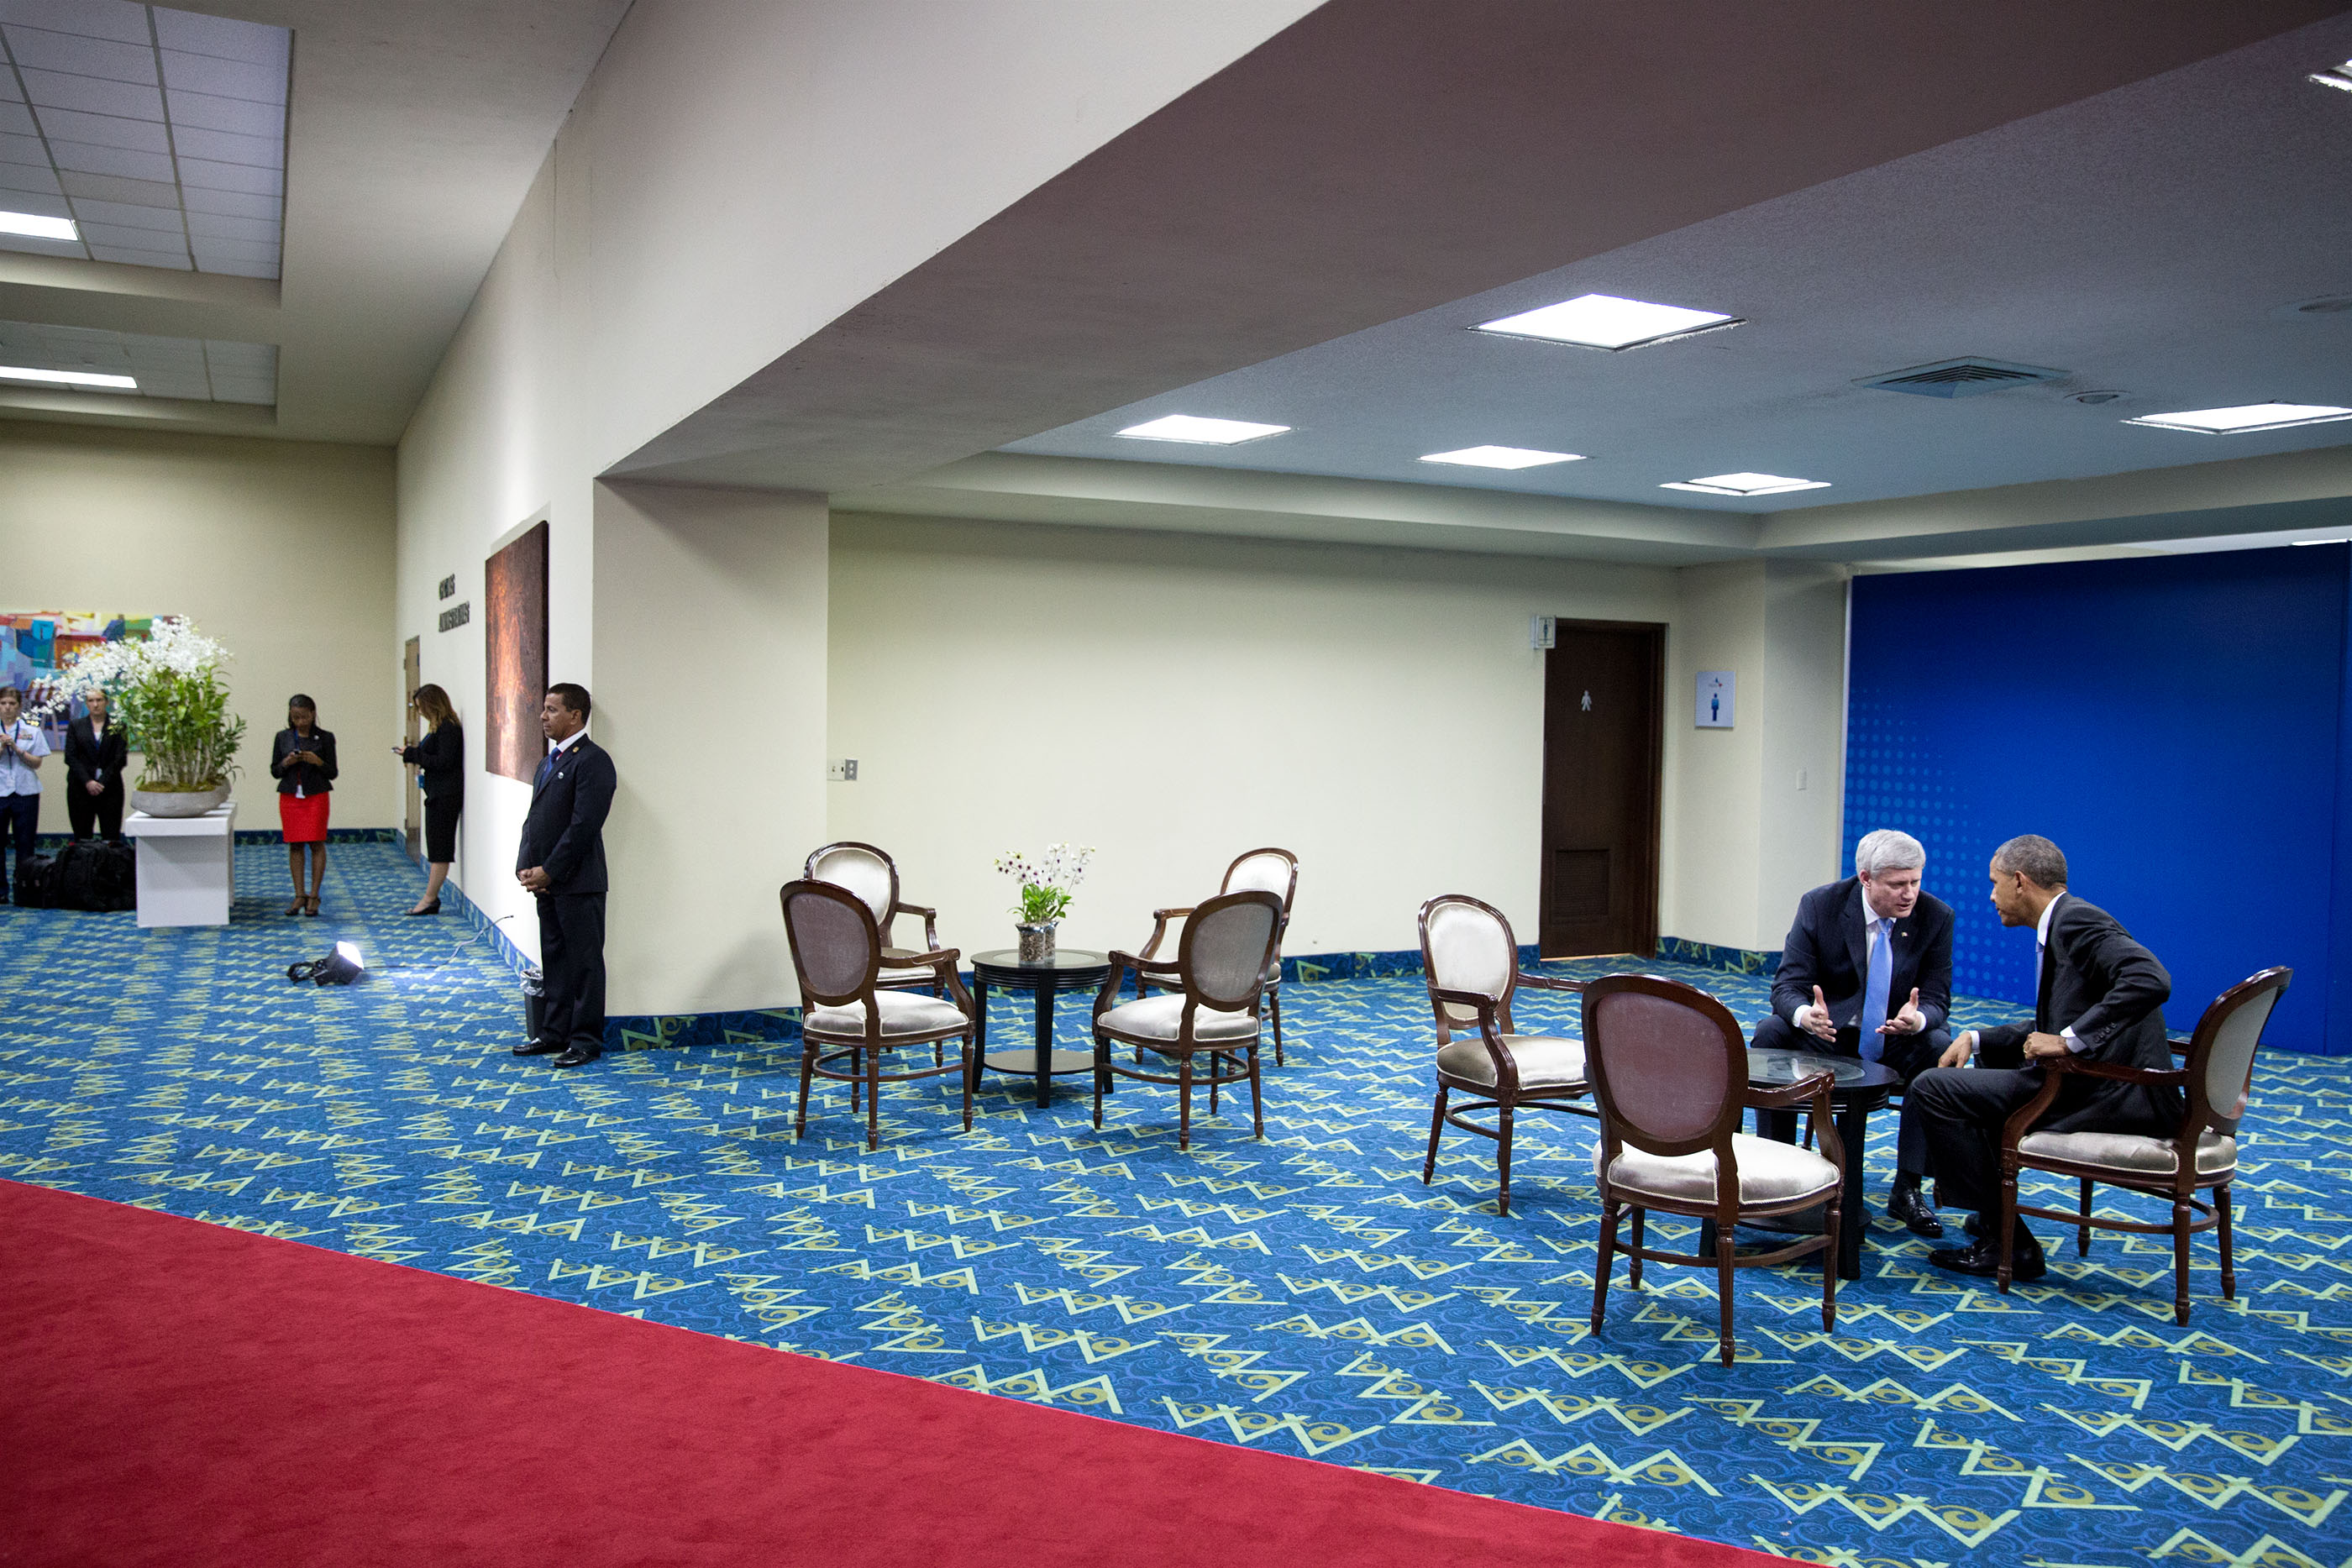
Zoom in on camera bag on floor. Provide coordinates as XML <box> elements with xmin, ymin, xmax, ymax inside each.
<box><xmin>53</xmin><ymin>842</ymin><xmax>136</xmax><ymax>912</ymax></box>
<box><xmin>12</xmin><ymin>853</ymin><xmax>57</xmax><ymax>909</ymax></box>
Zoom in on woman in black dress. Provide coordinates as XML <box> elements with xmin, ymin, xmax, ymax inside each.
<box><xmin>270</xmin><ymin>695</ymin><xmax>337</xmax><ymax>916</ymax></box>
<box><xmin>395</xmin><ymin>684</ymin><xmax>462</xmax><ymax>915</ymax></box>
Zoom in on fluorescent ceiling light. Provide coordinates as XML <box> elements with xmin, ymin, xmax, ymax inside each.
<box><xmin>2292</xmin><ymin>538</ymin><xmax>2351</xmax><ymax>546</ymax></box>
<box><xmin>1473</xmin><ymin>292</ymin><xmax>1739</xmax><ymax>350</ymax></box>
<box><xmin>2310</xmin><ymin>60</ymin><xmax>2352</xmax><ymax>91</ymax></box>
<box><xmin>0</xmin><ymin>365</ymin><xmax>137</xmax><ymax>390</ymax></box>
<box><xmin>0</xmin><ymin>211</ymin><xmax>77</xmax><ymax>242</ymax></box>
<box><xmin>1661</xmin><ymin>471</ymin><xmax>1830</xmax><ymax>497</ymax></box>
<box><xmin>2124</xmin><ymin>402</ymin><xmax>2352</xmax><ymax>434</ymax></box>
<box><xmin>1115</xmin><ymin>414</ymin><xmax>1289</xmax><ymax>444</ymax></box>
<box><xmin>1419</xmin><ymin>444</ymin><xmax>1586</xmax><ymax>469</ymax></box>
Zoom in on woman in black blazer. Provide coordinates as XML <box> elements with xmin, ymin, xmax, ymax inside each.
<box><xmin>64</xmin><ymin>688</ymin><xmax>129</xmax><ymax>844</ymax></box>
<box><xmin>270</xmin><ymin>695</ymin><xmax>337</xmax><ymax>916</ymax></box>
<box><xmin>394</xmin><ymin>683</ymin><xmax>463</xmax><ymax>915</ymax></box>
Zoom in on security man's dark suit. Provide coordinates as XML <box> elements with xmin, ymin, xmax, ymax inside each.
<box><xmin>516</xmin><ymin>734</ymin><xmax>617</xmax><ymax>1058</ymax></box>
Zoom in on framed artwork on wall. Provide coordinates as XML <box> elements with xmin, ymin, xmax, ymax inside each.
<box><xmin>484</xmin><ymin>521</ymin><xmax>549</xmax><ymax>784</ymax></box>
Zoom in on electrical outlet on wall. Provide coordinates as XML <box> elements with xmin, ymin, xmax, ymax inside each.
<box><xmin>827</xmin><ymin>758</ymin><xmax>858</xmax><ymax>782</ymax></box>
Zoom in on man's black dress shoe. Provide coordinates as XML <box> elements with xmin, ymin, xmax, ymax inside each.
<box><xmin>552</xmin><ymin>1045</ymin><xmax>601</xmax><ymax>1069</ymax></box>
<box><xmin>1928</xmin><ymin>1227</ymin><xmax>2045</xmax><ymax>1282</ymax></box>
<box><xmin>514</xmin><ymin>1038</ymin><xmax>564</xmax><ymax>1057</ymax></box>
<box><xmin>1887</xmin><ymin>1185</ymin><xmax>1944</xmax><ymax>1239</ymax></box>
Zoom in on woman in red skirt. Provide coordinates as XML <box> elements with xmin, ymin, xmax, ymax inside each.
<box><xmin>270</xmin><ymin>695</ymin><xmax>337</xmax><ymax>916</ymax></box>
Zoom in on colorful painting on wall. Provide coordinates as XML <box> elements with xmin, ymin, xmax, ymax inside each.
<box><xmin>484</xmin><ymin>522</ymin><xmax>549</xmax><ymax>784</ymax></box>
<box><xmin>2</xmin><ymin>611</ymin><xmax>155</xmax><ymax>747</ymax></box>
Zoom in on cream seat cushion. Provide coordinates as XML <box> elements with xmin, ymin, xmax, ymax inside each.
<box><xmin>2019</xmin><ymin>1128</ymin><xmax>2237</xmax><ymax>1176</ymax></box>
<box><xmin>1608</xmin><ymin>1134</ymin><xmax>1840</xmax><ymax>1207</ymax></box>
<box><xmin>1436</xmin><ymin>1035</ymin><xmax>1586</xmax><ymax>1091</ymax></box>
<box><xmin>1097</xmin><ymin>994</ymin><xmax>1257</xmax><ymax>1042</ymax></box>
<box><xmin>806</xmin><ymin>990</ymin><xmax>969</xmax><ymax>1039</ymax></box>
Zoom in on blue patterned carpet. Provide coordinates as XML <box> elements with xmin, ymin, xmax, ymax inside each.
<box><xmin>6</xmin><ymin>842</ymin><xmax>2350</xmax><ymax>1567</ymax></box>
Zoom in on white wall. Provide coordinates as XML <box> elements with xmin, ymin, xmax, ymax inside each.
<box><xmin>1</xmin><ymin>422</ymin><xmax>396</xmax><ymax>836</ymax></box>
<box><xmin>827</xmin><ymin>512</ymin><xmax>1689</xmax><ymax>962</ymax></box>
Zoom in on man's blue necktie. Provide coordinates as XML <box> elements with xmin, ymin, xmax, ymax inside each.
<box><xmin>1861</xmin><ymin>917</ymin><xmax>1893</xmax><ymax>1062</ymax></box>
<box><xmin>534</xmin><ymin>751</ymin><xmax>554</xmax><ymax>789</ymax></box>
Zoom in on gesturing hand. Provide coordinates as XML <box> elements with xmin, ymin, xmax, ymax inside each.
<box><xmin>1880</xmin><ymin>988</ymin><xmax>1926</xmax><ymax>1035</ymax></box>
<box><xmin>1796</xmin><ymin>984</ymin><xmax>1838</xmax><ymax>1041</ymax></box>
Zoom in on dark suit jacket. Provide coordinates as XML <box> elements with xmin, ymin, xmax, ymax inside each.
<box><xmin>515</xmin><ymin>735</ymin><xmax>614</xmax><ymax>896</ymax></box>
<box><xmin>1980</xmin><ymin>893</ymin><xmax>2180</xmax><ymax>1135</ymax></box>
<box><xmin>269</xmin><ymin>727</ymin><xmax>337</xmax><ymax>796</ymax></box>
<box><xmin>1771</xmin><ymin>877</ymin><xmax>1955</xmax><ymax>1035</ymax></box>
<box><xmin>400</xmin><ymin>722</ymin><xmax>464</xmax><ymax>800</ymax></box>
<box><xmin>65</xmin><ymin>716</ymin><xmax>127</xmax><ymax>790</ymax></box>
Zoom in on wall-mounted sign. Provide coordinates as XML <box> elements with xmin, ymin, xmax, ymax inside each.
<box><xmin>1696</xmin><ymin>669</ymin><xmax>1735</xmax><ymax>728</ymax></box>
<box><xmin>438</xmin><ymin>574</ymin><xmax>457</xmax><ymax>601</ymax></box>
<box><xmin>438</xmin><ymin>601</ymin><xmax>470</xmax><ymax>632</ymax></box>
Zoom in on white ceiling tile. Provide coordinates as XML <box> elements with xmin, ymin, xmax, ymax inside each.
<box><xmin>202</xmin><ymin>340</ymin><xmax>272</xmax><ymax>369</ymax></box>
<box><xmin>0</xmin><ymin>182</ymin><xmax>67</xmax><ymax>213</ymax></box>
<box><xmin>195</xmin><ymin>253</ymin><xmax>271</xmax><ymax>279</ymax></box>
<box><xmin>150</xmin><ymin>8</ymin><xmax>286</xmax><ymax>68</ymax></box>
<box><xmin>0</xmin><ymin>129</ymin><xmax>45</xmax><ymax>164</ymax></box>
<box><xmin>19</xmin><ymin>66</ymin><xmax>163</xmax><ymax>120</ymax></box>
<box><xmin>0</xmin><ymin>231</ymin><xmax>85</xmax><ymax>258</ymax></box>
<box><xmin>71</xmin><ymin>195</ymin><xmax>178</xmax><ymax>229</ymax></box>
<box><xmin>186</xmin><ymin>234</ymin><xmax>270</xmax><ymax>262</ymax></box>
<box><xmin>173</xmin><ymin>155</ymin><xmax>276</xmax><ymax>196</ymax></box>
<box><xmin>0</xmin><ymin>70</ymin><xmax>18</xmax><ymax>102</ymax></box>
<box><xmin>0</xmin><ymin>0</ymin><xmax>149</xmax><ymax>46</ymax></box>
<box><xmin>183</xmin><ymin>207</ymin><xmax>270</xmax><ymax>241</ymax></box>
<box><xmin>0</xmin><ymin>101</ymin><xmax>34</xmax><ymax>136</ymax></box>
<box><xmin>164</xmin><ymin>87</ymin><xmax>278</xmax><ymax>139</ymax></box>
<box><xmin>76</xmin><ymin>218</ymin><xmax>181</xmax><ymax>248</ymax></box>
<box><xmin>171</xmin><ymin>123</ymin><xmax>276</xmax><ymax>168</ymax></box>
<box><xmin>207</xmin><ymin>380</ymin><xmax>272</xmax><ymax>404</ymax></box>
<box><xmin>158</xmin><ymin>48</ymin><xmax>282</xmax><ymax>105</ymax></box>
<box><xmin>34</xmin><ymin>103</ymin><xmax>171</xmax><ymax>153</ymax></box>
<box><xmin>0</xmin><ymin>161</ymin><xmax>66</xmax><ymax>197</ymax></box>
<box><xmin>84</xmin><ymin>243</ymin><xmax>186</xmax><ymax>268</ymax></box>
<box><xmin>57</xmin><ymin>167</ymin><xmax>176</xmax><ymax>205</ymax></box>
<box><xmin>179</xmin><ymin>183</ymin><xmax>273</xmax><ymax>219</ymax></box>
<box><xmin>49</xmin><ymin>138</ymin><xmax>173</xmax><ymax>182</ymax></box>
<box><xmin>2</xmin><ymin>24</ymin><xmax>158</xmax><ymax>84</ymax></box>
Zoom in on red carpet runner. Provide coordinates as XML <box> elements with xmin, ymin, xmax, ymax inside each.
<box><xmin>1</xmin><ymin>1181</ymin><xmax>1770</xmax><ymax>1567</ymax></box>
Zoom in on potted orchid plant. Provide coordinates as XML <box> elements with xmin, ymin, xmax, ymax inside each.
<box><xmin>40</xmin><ymin>618</ymin><xmax>246</xmax><ymax>817</ymax></box>
<box><xmin>994</xmin><ymin>843</ymin><xmax>1096</xmax><ymax>963</ymax></box>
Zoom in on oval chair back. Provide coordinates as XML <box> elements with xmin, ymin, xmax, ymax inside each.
<box><xmin>1179</xmin><ymin>889</ymin><xmax>1284</xmax><ymax>1012</ymax></box>
<box><xmin>805</xmin><ymin>842</ymin><xmax>897</xmax><ymax>931</ymax></box>
<box><xmin>779</xmin><ymin>878</ymin><xmax>881</xmax><ymax>1009</ymax></box>
<box><xmin>1419</xmin><ymin>894</ymin><xmax>1518</xmax><ymax>1037</ymax></box>
<box><xmin>2190</xmin><ymin>967</ymin><xmax>2292</xmax><ymax>1135</ymax></box>
<box><xmin>1582</xmin><ymin>973</ymin><xmax>1745</xmax><ymax>1160</ymax></box>
<box><xmin>1222</xmin><ymin>847</ymin><xmax>1298</xmax><ymax>911</ymax></box>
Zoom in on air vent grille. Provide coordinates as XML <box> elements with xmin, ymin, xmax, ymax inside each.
<box><xmin>1856</xmin><ymin>358</ymin><xmax>2067</xmax><ymax>398</ymax></box>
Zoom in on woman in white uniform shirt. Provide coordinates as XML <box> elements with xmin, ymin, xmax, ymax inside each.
<box><xmin>0</xmin><ymin>685</ymin><xmax>50</xmax><ymax>904</ymax></box>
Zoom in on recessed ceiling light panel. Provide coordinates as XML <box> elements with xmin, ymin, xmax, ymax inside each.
<box><xmin>1419</xmin><ymin>445</ymin><xmax>1587</xmax><ymax>469</ymax></box>
<box><xmin>2124</xmin><ymin>403</ymin><xmax>2352</xmax><ymax>434</ymax></box>
<box><xmin>0</xmin><ymin>212</ymin><xmax>77</xmax><ymax>242</ymax></box>
<box><xmin>1661</xmin><ymin>471</ymin><xmax>1831</xmax><ymax>497</ymax></box>
<box><xmin>0</xmin><ymin>365</ymin><xmax>136</xmax><ymax>390</ymax></box>
<box><xmin>2309</xmin><ymin>60</ymin><xmax>2352</xmax><ymax>92</ymax></box>
<box><xmin>1115</xmin><ymin>414</ymin><xmax>1290</xmax><ymax>444</ymax></box>
<box><xmin>1473</xmin><ymin>292</ymin><xmax>1740</xmax><ymax>351</ymax></box>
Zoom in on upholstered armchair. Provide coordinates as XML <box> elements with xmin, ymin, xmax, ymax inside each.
<box><xmin>1584</xmin><ymin>973</ymin><xmax>1842</xmax><ymax>1366</ymax></box>
<box><xmin>1996</xmin><ymin>965</ymin><xmax>2291</xmax><ymax>1323</ymax></box>
<box><xmin>779</xmin><ymin>878</ymin><xmax>975</xmax><ymax>1151</ymax></box>
<box><xmin>805</xmin><ymin>842</ymin><xmax>943</xmax><ymax>996</ymax></box>
<box><xmin>1093</xmin><ymin>889</ymin><xmax>1284</xmax><ymax>1150</ymax></box>
<box><xmin>1415</xmin><ymin>894</ymin><xmax>1590</xmax><ymax>1215</ymax></box>
<box><xmin>1140</xmin><ymin>848</ymin><xmax>1298</xmax><ymax>1063</ymax></box>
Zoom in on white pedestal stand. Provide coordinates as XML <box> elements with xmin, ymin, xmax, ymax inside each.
<box><xmin>124</xmin><ymin>802</ymin><xmax>237</xmax><ymax>926</ymax></box>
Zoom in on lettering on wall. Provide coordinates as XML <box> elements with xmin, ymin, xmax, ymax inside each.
<box><xmin>438</xmin><ymin>601</ymin><xmax>470</xmax><ymax>632</ymax></box>
<box><xmin>437</xmin><ymin>574</ymin><xmax>457</xmax><ymax>601</ymax></box>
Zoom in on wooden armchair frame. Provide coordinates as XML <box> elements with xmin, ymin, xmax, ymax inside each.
<box><xmin>1996</xmin><ymin>965</ymin><xmax>2292</xmax><ymax>1324</ymax></box>
<box><xmin>1141</xmin><ymin>847</ymin><xmax>1298</xmax><ymax>1064</ymax></box>
<box><xmin>1094</xmin><ymin>889</ymin><xmax>1284</xmax><ymax>1150</ymax></box>
<box><xmin>1584</xmin><ymin>973</ymin><xmax>1843</xmax><ymax>1366</ymax></box>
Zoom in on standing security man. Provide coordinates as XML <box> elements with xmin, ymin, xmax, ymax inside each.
<box><xmin>1754</xmin><ymin>827</ymin><xmax>1957</xmax><ymax>1236</ymax></box>
<box><xmin>515</xmin><ymin>683</ymin><xmax>615</xmax><ymax>1069</ymax></box>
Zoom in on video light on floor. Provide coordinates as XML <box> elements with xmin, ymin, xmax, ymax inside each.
<box><xmin>1114</xmin><ymin>414</ymin><xmax>1290</xmax><ymax>445</ymax></box>
<box><xmin>0</xmin><ymin>365</ymin><xmax>137</xmax><ymax>391</ymax></box>
<box><xmin>0</xmin><ymin>210</ymin><xmax>76</xmax><ymax>241</ymax></box>
<box><xmin>287</xmin><ymin>941</ymin><xmax>365</xmax><ymax>985</ymax></box>
<box><xmin>1419</xmin><ymin>445</ymin><xmax>1586</xmax><ymax>469</ymax></box>
<box><xmin>1473</xmin><ymin>292</ymin><xmax>1740</xmax><ymax>350</ymax></box>
<box><xmin>2124</xmin><ymin>403</ymin><xmax>2352</xmax><ymax>434</ymax></box>
<box><xmin>1661</xmin><ymin>471</ymin><xmax>1832</xmax><ymax>496</ymax></box>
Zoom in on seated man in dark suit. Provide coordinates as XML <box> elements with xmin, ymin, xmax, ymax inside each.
<box><xmin>1754</xmin><ymin>828</ymin><xmax>1956</xmax><ymax>1237</ymax></box>
<box><xmin>1908</xmin><ymin>834</ymin><xmax>2177</xmax><ymax>1281</ymax></box>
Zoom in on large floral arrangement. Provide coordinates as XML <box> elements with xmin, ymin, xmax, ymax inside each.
<box><xmin>40</xmin><ymin>617</ymin><xmax>246</xmax><ymax>792</ymax></box>
<box><xmin>993</xmin><ymin>842</ymin><xmax>1095</xmax><ymax>925</ymax></box>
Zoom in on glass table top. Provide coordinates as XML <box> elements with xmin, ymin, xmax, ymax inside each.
<box><xmin>1746</xmin><ymin>1047</ymin><xmax>1898</xmax><ymax>1088</ymax></box>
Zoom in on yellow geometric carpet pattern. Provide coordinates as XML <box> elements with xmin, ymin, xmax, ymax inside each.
<box><xmin>3</xmin><ymin>842</ymin><xmax>2349</xmax><ymax>1568</ymax></box>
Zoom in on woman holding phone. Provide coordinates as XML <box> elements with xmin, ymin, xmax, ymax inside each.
<box><xmin>393</xmin><ymin>683</ymin><xmax>462</xmax><ymax>915</ymax></box>
<box><xmin>270</xmin><ymin>694</ymin><xmax>337</xmax><ymax>916</ymax></box>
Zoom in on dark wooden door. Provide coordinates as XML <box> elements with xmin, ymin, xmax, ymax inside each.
<box><xmin>1540</xmin><ymin>621</ymin><xmax>1663</xmax><ymax>957</ymax></box>
<box><xmin>402</xmin><ymin>636</ymin><xmax>421</xmax><ymax>862</ymax></box>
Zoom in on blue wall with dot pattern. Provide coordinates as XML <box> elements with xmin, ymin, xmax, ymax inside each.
<box><xmin>1845</xmin><ymin>545</ymin><xmax>2349</xmax><ymax>1054</ymax></box>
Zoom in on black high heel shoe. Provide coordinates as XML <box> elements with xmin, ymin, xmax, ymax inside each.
<box><xmin>406</xmin><ymin>899</ymin><xmax>442</xmax><ymax>917</ymax></box>
<box><xmin>284</xmin><ymin>896</ymin><xmax>305</xmax><ymax>916</ymax></box>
